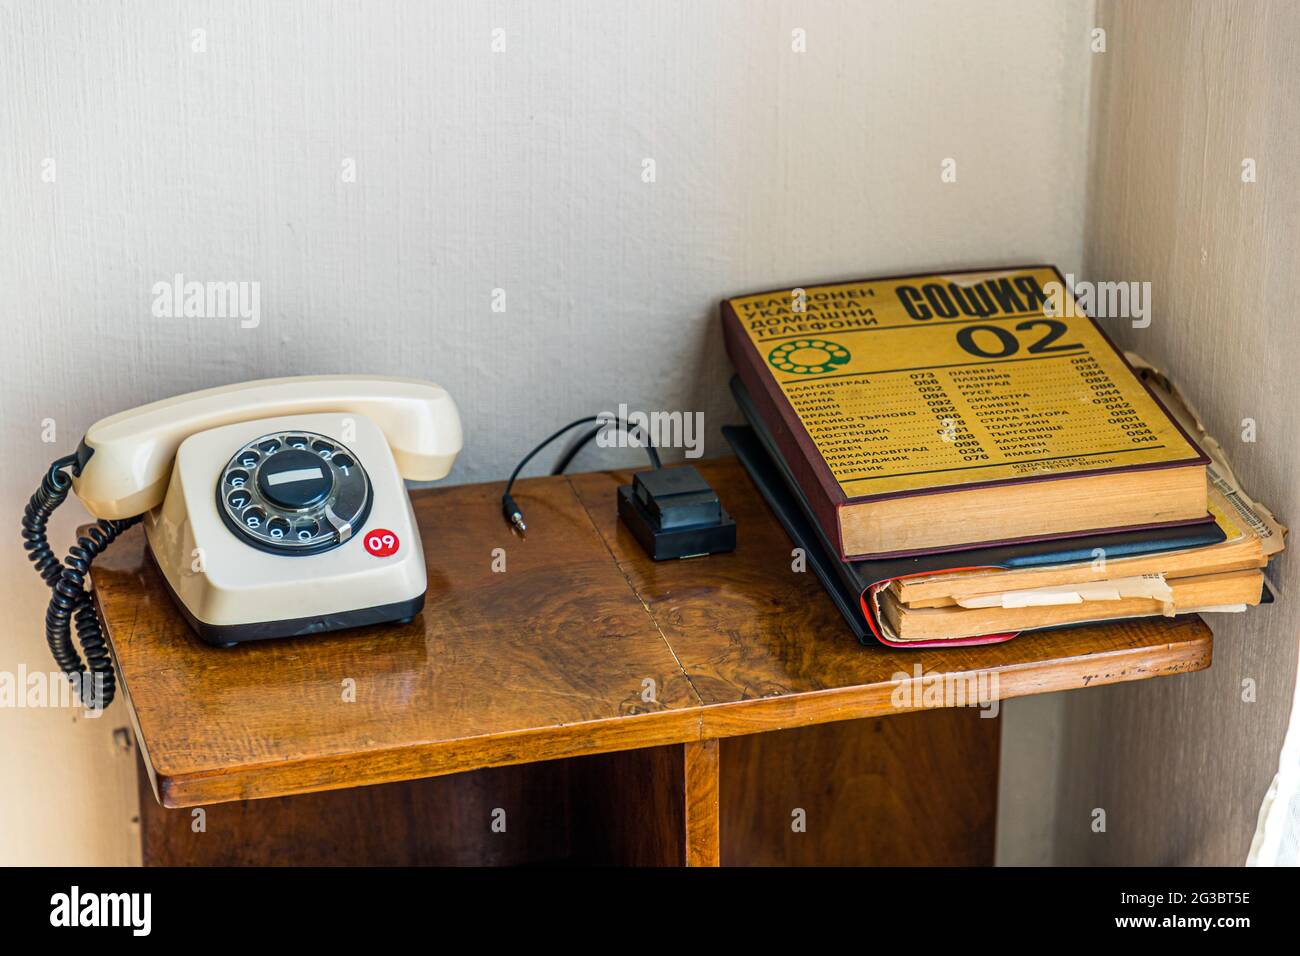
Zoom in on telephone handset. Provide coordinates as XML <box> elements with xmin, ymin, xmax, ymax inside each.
<box><xmin>22</xmin><ymin>375</ymin><xmax>462</xmax><ymax>708</ymax></box>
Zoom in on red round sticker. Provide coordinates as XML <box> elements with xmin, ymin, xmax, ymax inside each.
<box><xmin>364</xmin><ymin>529</ymin><xmax>400</xmax><ymax>557</ymax></box>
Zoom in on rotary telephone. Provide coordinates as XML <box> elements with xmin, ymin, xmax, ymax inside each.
<box><xmin>22</xmin><ymin>376</ymin><xmax>462</xmax><ymax>708</ymax></box>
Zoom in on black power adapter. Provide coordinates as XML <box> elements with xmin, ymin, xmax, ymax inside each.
<box><xmin>617</xmin><ymin>465</ymin><xmax>736</xmax><ymax>560</ymax></box>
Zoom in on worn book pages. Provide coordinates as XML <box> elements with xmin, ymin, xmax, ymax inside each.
<box><xmin>956</xmin><ymin>574</ymin><xmax>1175</xmax><ymax>610</ymax></box>
<box><xmin>1128</xmin><ymin>352</ymin><xmax>1285</xmax><ymax>558</ymax></box>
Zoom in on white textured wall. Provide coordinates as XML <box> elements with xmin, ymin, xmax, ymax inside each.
<box><xmin>0</xmin><ymin>0</ymin><xmax>1093</xmax><ymax>864</ymax></box>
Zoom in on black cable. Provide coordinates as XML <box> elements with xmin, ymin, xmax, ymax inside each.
<box><xmin>550</xmin><ymin>426</ymin><xmax>603</xmax><ymax>476</ymax></box>
<box><xmin>22</xmin><ymin>454</ymin><xmax>139</xmax><ymax>709</ymax></box>
<box><xmin>503</xmin><ymin>415</ymin><xmax>659</xmax><ymax>532</ymax></box>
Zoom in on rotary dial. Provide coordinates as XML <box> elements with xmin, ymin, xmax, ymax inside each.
<box><xmin>217</xmin><ymin>431</ymin><xmax>372</xmax><ymax>555</ymax></box>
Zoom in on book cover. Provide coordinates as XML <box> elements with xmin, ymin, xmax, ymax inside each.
<box><xmin>721</xmin><ymin>265</ymin><xmax>1210</xmax><ymax>559</ymax></box>
<box><xmin>724</xmin><ymin>381</ymin><xmax>1225</xmax><ymax>647</ymax></box>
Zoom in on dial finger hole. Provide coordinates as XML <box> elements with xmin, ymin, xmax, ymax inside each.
<box><xmin>226</xmin><ymin>469</ymin><xmax>250</xmax><ymax>488</ymax></box>
<box><xmin>267</xmin><ymin>517</ymin><xmax>290</xmax><ymax>539</ymax></box>
<box><xmin>227</xmin><ymin>489</ymin><xmax>252</xmax><ymax>510</ymax></box>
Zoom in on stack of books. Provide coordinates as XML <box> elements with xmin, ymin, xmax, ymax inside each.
<box><xmin>722</xmin><ymin>266</ymin><xmax>1284</xmax><ymax>647</ymax></box>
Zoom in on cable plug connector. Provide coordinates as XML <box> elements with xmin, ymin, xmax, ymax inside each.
<box><xmin>502</xmin><ymin>493</ymin><xmax>527</xmax><ymax>534</ymax></box>
<box><xmin>501</xmin><ymin>414</ymin><xmax>659</xmax><ymax>535</ymax></box>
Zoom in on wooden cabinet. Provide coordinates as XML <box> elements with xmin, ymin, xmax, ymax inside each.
<box><xmin>92</xmin><ymin>459</ymin><xmax>1211</xmax><ymax>865</ymax></box>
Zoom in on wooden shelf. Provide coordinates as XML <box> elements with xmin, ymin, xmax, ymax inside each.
<box><xmin>91</xmin><ymin>457</ymin><xmax>1212</xmax><ymax>866</ymax></box>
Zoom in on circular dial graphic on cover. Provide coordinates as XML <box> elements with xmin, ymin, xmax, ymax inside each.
<box><xmin>217</xmin><ymin>431</ymin><xmax>372</xmax><ymax>555</ymax></box>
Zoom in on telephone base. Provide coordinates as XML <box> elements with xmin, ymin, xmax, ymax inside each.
<box><xmin>139</xmin><ymin>410</ymin><xmax>430</xmax><ymax>646</ymax></box>
<box><xmin>149</xmin><ymin>550</ymin><xmax>426</xmax><ymax>645</ymax></box>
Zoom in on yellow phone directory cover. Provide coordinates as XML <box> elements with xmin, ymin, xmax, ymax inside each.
<box><xmin>721</xmin><ymin>266</ymin><xmax>1207</xmax><ymax>504</ymax></box>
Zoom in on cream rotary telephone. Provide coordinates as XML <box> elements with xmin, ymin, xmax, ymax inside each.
<box><xmin>22</xmin><ymin>376</ymin><xmax>462</xmax><ymax>707</ymax></box>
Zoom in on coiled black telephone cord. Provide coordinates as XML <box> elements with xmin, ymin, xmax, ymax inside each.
<box><xmin>21</xmin><ymin>454</ymin><xmax>139</xmax><ymax>709</ymax></box>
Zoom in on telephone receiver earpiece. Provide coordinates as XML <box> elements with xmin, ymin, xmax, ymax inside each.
<box><xmin>69</xmin><ymin>375</ymin><xmax>462</xmax><ymax>519</ymax></box>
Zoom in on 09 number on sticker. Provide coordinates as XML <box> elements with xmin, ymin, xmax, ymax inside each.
<box><xmin>364</xmin><ymin>529</ymin><xmax>400</xmax><ymax>557</ymax></box>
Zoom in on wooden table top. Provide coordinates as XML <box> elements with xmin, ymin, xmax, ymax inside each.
<box><xmin>91</xmin><ymin>457</ymin><xmax>1212</xmax><ymax>807</ymax></box>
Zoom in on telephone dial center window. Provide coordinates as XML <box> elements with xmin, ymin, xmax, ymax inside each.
<box><xmin>217</xmin><ymin>431</ymin><xmax>372</xmax><ymax>556</ymax></box>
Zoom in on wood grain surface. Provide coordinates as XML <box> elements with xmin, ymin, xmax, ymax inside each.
<box><xmin>95</xmin><ymin>475</ymin><xmax>699</xmax><ymax>807</ymax></box>
<box><xmin>568</xmin><ymin>461</ymin><xmax>1213</xmax><ymax>736</ymax></box>
<box><xmin>683</xmin><ymin>739</ymin><xmax>721</xmax><ymax>866</ymax></box>
<box><xmin>92</xmin><ymin>458</ymin><xmax>1213</xmax><ymax>808</ymax></box>
<box><xmin>721</xmin><ymin>710</ymin><xmax>999</xmax><ymax>866</ymax></box>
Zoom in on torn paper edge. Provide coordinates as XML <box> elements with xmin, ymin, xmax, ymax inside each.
<box><xmin>1127</xmin><ymin>351</ymin><xmax>1286</xmax><ymax>558</ymax></box>
<box><xmin>956</xmin><ymin>574</ymin><xmax>1175</xmax><ymax>609</ymax></box>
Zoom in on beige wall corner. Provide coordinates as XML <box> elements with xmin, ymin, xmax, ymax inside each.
<box><xmin>1052</xmin><ymin>0</ymin><xmax>1300</xmax><ymax>865</ymax></box>
<box><xmin>997</xmin><ymin>693</ymin><xmax>1065</xmax><ymax>866</ymax></box>
<box><xmin>0</xmin><ymin>566</ymin><xmax>141</xmax><ymax>866</ymax></box>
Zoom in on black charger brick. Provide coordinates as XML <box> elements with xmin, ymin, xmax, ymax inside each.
<box><xmin>617</xmin><ymin>465</ymin><xmax>736</xmax><ymax>560</ymax></box>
